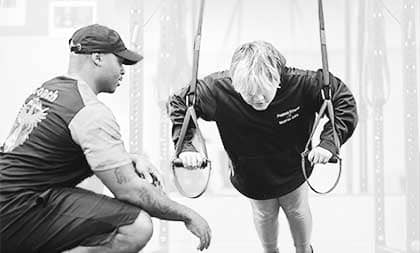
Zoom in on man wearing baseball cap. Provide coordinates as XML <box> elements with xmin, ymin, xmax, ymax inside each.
<box><xmin>0</xmin><ymin>24</ymin><xmax>211</xmax><ymax>253</ymax></box>
<box><xmin>69</xmin><ymin>24</ymin><xmax>143</xmax><ymax>65</ymax></box>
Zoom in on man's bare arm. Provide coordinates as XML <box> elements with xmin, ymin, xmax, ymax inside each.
<box><xmin>95</xmin><ymin>163</ymin><xmax>192</xmax><ymax>221</ymax></box>
<box><xmin>95</xmin><ymin>163</ymin><xmax>211</xmax><ymax>250</ymax></box>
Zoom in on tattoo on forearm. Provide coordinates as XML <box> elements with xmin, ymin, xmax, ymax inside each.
<box><xmin>114</xmin><ymin>168</ymin><xmax>130</xmax><ymax>184</ymax></box>
<box><xmin>134</xmin><ymin>186</ymin><xmax>190</xmax><ymax>221</ymax></box>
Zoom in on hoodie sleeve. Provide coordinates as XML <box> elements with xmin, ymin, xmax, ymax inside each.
<box><xmin>305</xmin><ymin>69</ymin><xmax>359</xmax><ymax>155</ymax></box>
<box><xmin>167</xmin><ymin>71</ymin><xmax>226</xmax><ymax>153</ymax></box>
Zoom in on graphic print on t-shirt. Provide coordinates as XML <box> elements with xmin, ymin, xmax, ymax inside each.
<box><xmin>3</xmin><ymin>97</ymin><xmax>49</xmax><ymax>152</ymax></box>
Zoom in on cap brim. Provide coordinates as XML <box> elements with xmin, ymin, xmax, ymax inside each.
<box><xmin>114</xmin><ymin>49</ymin><xmax>143</xmax><ymax>65</ymax></box>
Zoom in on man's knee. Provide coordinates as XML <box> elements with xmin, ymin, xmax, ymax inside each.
<box><xmin>281</xmin><ymin>188</ymin><xmax>310</xmax><ymax>219</ymax></box>
<box><xmin>284</xmin><ymin>204</ymin><xmax>310</xmax><ymax>220</ymax></box>
<box><xmin>251</xmin><ymin>200</ymin><xmax>280</xmax><ymax>223</ymax></box>
<box><xmin>253</xmin><ymin>209</ymin><xmax>278</xmax><ymax>223</ymax></box>
<box><xmin>118</xmin><ymin>210</ymin><xmax>153</xmax><ymax>251</ymax></box>
<box><xmin>130</xmin><ymin>211</ymin><xmax>154</xmax><ymax>248</ymax></box>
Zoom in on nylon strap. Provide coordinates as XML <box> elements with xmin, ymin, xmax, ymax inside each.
<box><xmin>300</xmin><ymin>0</ymin><xmax>342</xmax><ymax>194</ymax></box>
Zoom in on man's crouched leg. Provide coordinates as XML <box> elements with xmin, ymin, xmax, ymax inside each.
<box><xmin>65</xmin><ymin>210</ymin><xmax>153</xmax><ymax>253</ymax></box>
<box><xmin>0</xmin><ymin>187</ymin><xmax>152</xmax><ymax>253</ymax></box>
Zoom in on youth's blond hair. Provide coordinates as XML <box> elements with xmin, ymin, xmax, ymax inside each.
<box><xmin>230</xmin><ymin>41</ymin><xmax>286</xmax><ymax>95</ymax></box>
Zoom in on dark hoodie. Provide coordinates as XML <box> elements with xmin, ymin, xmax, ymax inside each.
<box><xmin>167</xmin><ymin>67</ymin><xmax>358</xmax><ymax>200</ymax></box>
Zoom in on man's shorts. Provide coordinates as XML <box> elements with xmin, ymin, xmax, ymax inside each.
<box><xmin>0</xmin><ymin>187</ymin><xmax>142</xmax><ymax>253</ymax></box>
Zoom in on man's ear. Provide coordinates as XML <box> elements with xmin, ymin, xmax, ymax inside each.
<box><xmin>91</xmin><ymin>53</ymin><xmax>103</xmax><ymax>66</ymax></box>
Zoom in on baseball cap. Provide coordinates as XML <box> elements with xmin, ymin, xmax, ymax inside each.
<box><xmin>69</xmin><ymin>24</ymin><xmax>143</xmax><ymax>65</ymax></box>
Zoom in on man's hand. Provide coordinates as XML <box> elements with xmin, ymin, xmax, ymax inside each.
<box><xmin>184</xmin><ymin>211</ymin><xmax>212</xmax><ymax>251</ymax></box>
<box><xmin>179</xmin><ymin>151</ymin><xmax>206</xmax><ymax>170</ymax></box>
<box><xmin>307</xmin><ymin>146</ymin><xmax>333</xmax><ymax>165</ymax></box>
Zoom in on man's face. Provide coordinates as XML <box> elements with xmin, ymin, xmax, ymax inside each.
<box><xmin>96</xmin><ymin>53</ymin><xmax>125</xmax><ymax>93</ymax></box>
<box><xmin>239</xmin><ymin>85</ymin><xmax>277</xmax><ymax>111</ymax></box>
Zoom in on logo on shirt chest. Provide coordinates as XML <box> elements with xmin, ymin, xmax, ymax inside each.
<box><xmin>276</xmin><ymin>106</ymin><xmax>300</xmax><ymax>125</ymax></box>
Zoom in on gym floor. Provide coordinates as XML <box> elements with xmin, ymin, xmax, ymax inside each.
<box><xmin>141</xmin><ymin>193</ymin><xmax>406</xmax><ymax>253</ymax></box>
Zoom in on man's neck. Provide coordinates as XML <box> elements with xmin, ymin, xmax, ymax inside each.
<box><xmin>66</xmin><ymin>71</ymin><xmax>99</xmax><ymax>95</ymax></box>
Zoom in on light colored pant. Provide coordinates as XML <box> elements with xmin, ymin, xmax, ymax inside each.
<box><xmin>249</xmin><ymin>183</ymin><xmax>312</xmax><ymax>253</ymax></box>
